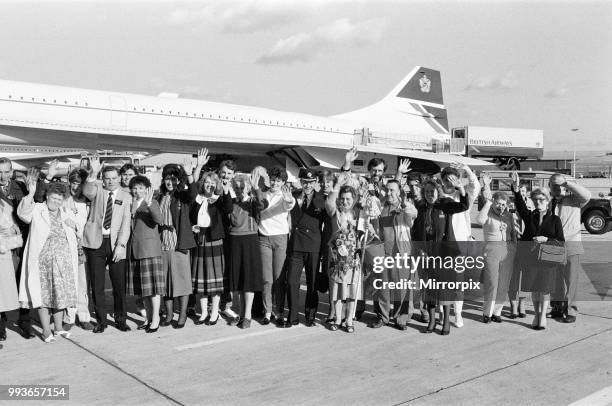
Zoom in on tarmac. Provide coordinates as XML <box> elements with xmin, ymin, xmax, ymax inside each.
<box><xmin>1</xmin><ymin>230</ymin><xmax>611</xmax><ymax>406</ymax></box>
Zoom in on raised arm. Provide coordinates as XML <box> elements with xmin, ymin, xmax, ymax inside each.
<box><xmin>341</xmin><ymin>146</ymin><xmax>358</xmax><ymax>173</ymax></box>
<box><xmin>510</xmin><ymin>171</ymin><xmax>531</xmax><ymax>220</ymax></box>
<box><xmin>565</xmin><ymin>180</ymin><xmax>591</xmax><ymax>206</ymax></box>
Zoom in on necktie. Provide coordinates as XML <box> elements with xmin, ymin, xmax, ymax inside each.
<box><xmin>302</xmin><ymin>194</ymin><xmax>308</xmax><ymax>210</ymax></box>
<box><xmin>533</xmin><ymin>209</ymin><xmax>540</xmax><ymax>230</ymax></box>
<box><xmin>551</xmin><ymin>199</ymin><xmax>558</xmax><ymax>216</ymax></box>
<box><xmin>103</xmin><ymin>191</ymin><xmax>113</xmax><ymax>230</ymax></box>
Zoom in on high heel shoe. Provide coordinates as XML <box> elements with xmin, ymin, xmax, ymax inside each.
<box><xmin>137</xmin><ymin>323</ymin><xmax>151</xmax><ymax>331</ymax></box>
<box><xmin>174</xmin><ymin>319</ymin><xmax>186</xmax><ymax>329</ymax></box>
<box><xmin>422</xmin><ymin>324</ymin><xmax>435</xmax><ymax>334</ymax></box>
<box><xmin>146</xmin><ymin>325</ymin><xmax>159</xmax><ymax>333</ymax></box>
<box><xmin>207</xmin><ymin>314</ymin><xmax>220</xmax><ymax>326</ymax></box>
<box><xmin>441</xmin><ymin>328</ymin><xmax>450</xmax><ymax>336</ymax></box>
<box><xmin>160</xmin><ymin>319</ymin><xmax>173</xmax><ymax>327</ymax></box>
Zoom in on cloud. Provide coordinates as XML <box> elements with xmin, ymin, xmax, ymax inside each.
<box><xmin>545</xmin><ymin>87</ymin><xmax>570</xmax><ymax>98</ymax></box>
<box><xmin>465</xmin><ymin>72</ymin><xmax>519</xmax><ymax>91</ymax></box>
<box><xmin>256</xmin><ymin>18</ymin><xmax>384</xmax><ymax>64</ymax></box>
<box><xmin>167</xmin><ymin>1</ymin><xmax>314</xmax><ymax>33</ymax></box>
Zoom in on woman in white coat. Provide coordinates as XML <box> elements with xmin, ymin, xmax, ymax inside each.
<box><xmin>18</xmin><ymin>181</ymin><xmax>80</xmax><ymax>343</ymax></box>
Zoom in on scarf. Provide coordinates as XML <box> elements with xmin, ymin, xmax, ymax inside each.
<box><xmin>160</xmin><ymin>194</ymin><xmax>177</xmax><ymax>251</ymax></box>
<box><xmin>195</xmin><ymin>194</ymin><xmax>219</xmax><ymax>228</ymax></box>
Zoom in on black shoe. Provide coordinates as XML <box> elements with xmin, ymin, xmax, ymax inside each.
<box><xmin>422</xmin><ymin>326</ymin><xmax>435</xmax><ymax>334</ymax></box>
<box><xmin>238</xmin><ymin>318</ymin><xmax>252</xmax><ymax>329</ymax></box>
<box><xmin>194</xmin><ymin>316</ymin><xmax>208</xmax><ymax>325</ymax></box>
<box><xmin>396</xmin><ymin>323</ymin><xmax>408</xmax><ymax>331</ymax></box>
<box><xmin>186</xmin><ymin>308</ymin><xmax>197</xmax><ymax>318</ymax></box>
<box><xmin>137</xmin><ymin>323</ymin><xmax>150</xmax><ymax>331</ymax></box>
<box><xmin>491</xmin><ymin>315</ymin><xmax>502</xmax><ymax>323</ymax></box>
<box><xmin>483</xmin><ymin>316</ymin><xmax>491</xmax><ymax>324</ymax></box>
<box><xmin>207</xmin><ymin>315</ymin><xmax>220</xmax><ymax>326</ymax></box>
<box><xmin>173</xmin><ymin>321</ymin><xmax>186</xmax><ymax>329</ymax></box>
<box><xmin>305</xmin><ymin>318</ymin><xmax>316</xmax><ymax>327</ymax></box>
<box><xmin>563</xmin><ymin>315</ymin><xmax>576</xmax><ymax>323</ymax></box>
<box><xmin>518</xmin><ymin>312</ymin><xmax>527</xmax><ymax>318</ymax></box>
<box><xmin>261</xmin><ymin>317</ymin><xmax>271</xmax><ymax>326</ymax></box>
<box><xmin>93</xmin><ymin>324</ymin><xmax>106</xmax><ymax>333</ymax></box>
<box><xmin>146</xmin><ymin>325</ymin><xmax>159</xmax><ymax>333</ymax></box>
<box><xmin>368</xmin><ymin>318</ymin><xmax>387</xmax><ymax>329</ymax></box>
<box><xmin>282</xmin><ymin>319</ymin><xmax>299</xmax><ymax>328</ymax></box>
<box><xmin>509</xmin><ymin>313</ymin><xmax>518</xmax><ymax>319</ymax></box>
<box><xmin>275</xmin><ymin>317</ymin><xmax>286</xmax><ymax>327</ymax></box>
<box><xmin>17</xmin><ymin>322</ymin><xmax>36</xmax><ymax>339</ymax></box>
<box><xmin>548</xmin><ymin>310</ymin><xmax>563</xmax><ymax>319</ymax></box>
<box><xmin>227</xmin><ymin>317</ymin><xmax>240</xmax><ymax>327</ymax></box>
<box><xmin>355</xmin><ymin>310</ymin><xmax>364</xmax><ymax>321</ymax></box>
<box><xmin>160</xmin><ymin>319</ymin><xmax>173</xmax><ymax>327</ymax></box>
<box><xmin>116</xmin><ymin>322</ymin><xmax>131</xmax><ymax>332</ymax></box>
<box><xmin>0</xmin><ymin>327</ymin><xmax>6</xmax><ymax>341</ymax></box>
<box><xmin>441</xmin><ymin>328</ymin><xmax>450</xmax><ymax>336</ymax></box>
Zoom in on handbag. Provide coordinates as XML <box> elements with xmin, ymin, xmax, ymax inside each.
<box><xmin>316</xmin><ymin>268</ymin><xmax>329</xmax><ymax>293</ymax></box>
<box><xmin>537</xmin><ymin>243</ymin><xmax>567</xmax><ymax>265</ymax></box>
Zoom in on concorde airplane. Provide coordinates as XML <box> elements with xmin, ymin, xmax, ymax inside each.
<box><xmin>0</xmin><ymin>66</ymin><xmax>491</xmax><ymax>175</ymax></box>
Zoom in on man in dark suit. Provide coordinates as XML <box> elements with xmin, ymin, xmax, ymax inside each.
<box><xmin>0</xmin><ymin>157</ymin><xmax>36</xmax><ymax>339</ymax></box>
<box><xmin>82</xmin><ymin>158</ymin><xmax>132</xmax><ymax>333</ymax></box>
<box><xmin>282</xmin><ymin>168</ymin><xmax>326</xmax><ymax>327</ymax></box>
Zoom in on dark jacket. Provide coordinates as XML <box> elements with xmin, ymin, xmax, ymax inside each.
<box><xmin>289</xmin><ymin>190</ymin><xmax>326</xmax><ymax>253</ymax></box>
<box><xmin>190</xmin><ymin>191</ymin><xmax>233</xmax><ymax>243</ymax></box>
<box><xmin>129</xmin><ymin>200</ymin><xmax>163</xmax><ymax>260</ymax></box>
<box><xmin>513</xmin><ymin>191</ymin><xmax>564</xmax><ymax>242</ymax></box>
<box><xmin>157</xmin><ymin>182</ymin><xmax>198</xmax><ymax>251</ymax></box>
<box><xmin>412</xmin><ymin>194</ymin><xmax>469</xmax><ymax>243</ymax></box>
<box><xmin>0</xmin><ymin>180</ymin><xmax>29</xmax><ymax>238</ymax></box>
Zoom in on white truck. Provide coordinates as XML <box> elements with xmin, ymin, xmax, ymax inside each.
<box><xmin>451</xmin><ymin>126</ymin><xmax>544</xmax><ymax>170</ymax></box>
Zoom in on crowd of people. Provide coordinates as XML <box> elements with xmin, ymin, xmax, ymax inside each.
<box><xmin>0</xmin><ymin>146</ymin><xmax>592</xmax><ymax>342</ymax></box>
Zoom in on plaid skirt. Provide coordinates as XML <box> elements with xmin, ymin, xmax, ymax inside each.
<box><xmin>127</xmin><ymin>256</ymin><xmax>165</xmax><ymax>297</ymax></box>
<box><xmin>191</xmin><ymin>238</ymin><xmax>225</xmax><ymax>295</ymax></box>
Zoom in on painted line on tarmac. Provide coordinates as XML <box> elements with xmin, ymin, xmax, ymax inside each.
<box><xmin>392</xmin><ymin>326</ymin><xmax>612</xmax><ymax>405</ymax></box>
<box><xmin>174</xmin><ymin>325</ymin><xmax>323</xmax><ymax>351</ymax></box>
<box><xmin>67</xmin><ymin>338</ymin><xmax>185</xmax><ymax>406</ymax></box>
<box><xmin>568</xmin><ymin>385</ymin><xmax>612</xmax><ymax>406</ymax></box>
<box><xmin>580</xmin><ymin>312</ymin><xmax>612</xmax><ymax>320</ymax></box>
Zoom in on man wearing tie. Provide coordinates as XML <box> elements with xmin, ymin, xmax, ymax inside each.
<box><xmin>83</xmin><ymin>158</ymin><xmax>132</xmax><ymax>333</ymax></box>
<box><xmin>282</xmin><ymin>168</ymin><xmax>326</xmax><ymax>327</ymax></box>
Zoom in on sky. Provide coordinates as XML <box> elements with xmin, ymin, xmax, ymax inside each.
<box><xmin>0</xmin><ymin>0</ymin><xmax>610</xmax><ymax>153</ymax></box>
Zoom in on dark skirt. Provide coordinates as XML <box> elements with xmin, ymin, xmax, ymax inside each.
<box><xmin>421</xmin><ymin>241</ymin><xmax>463</xmax><ymax>305</ymax></box>
<box><xmin>521</xmin><ymin>248</ymin><xmax>559</xmax><ymax>294</ymax></box>
<box><xmin>162</xmin><ymin>250</ymin><xmax>192</xmax><ymax>298</ymax></box>
<box><xmin>229</xmin><ymin>234</ymin><xmax>263</xmax><ymax>292</ymax></box>
<box><xmin>191</xmin><ymin>238</ymin><xmax>225</xmax><ymax>295</ymax></box>
<box><xmin>127</xmin><ymin>256</ymin><xmax>165</xmax><ymax>296</ymax></box>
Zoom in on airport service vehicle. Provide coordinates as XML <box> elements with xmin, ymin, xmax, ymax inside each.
<box><xmin>451</xmin><ymin>126</ymin><xmax>544</xmax><ymax>170</ymax></box>
<box><xmin>481</xmin><ymin>170</ymin><xmax>611</xmax><ymax>234</ymax></box>
<box><xmin>0</xmin><ymin>67</ymin><xmax>490</xmax><ymax>177</ymax></box>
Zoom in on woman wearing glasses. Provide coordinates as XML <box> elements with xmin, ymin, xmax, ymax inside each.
<box><xmin>511</xmin><ymin>172</ymin><xmax>564</xmax><ymax>330</ymax></box>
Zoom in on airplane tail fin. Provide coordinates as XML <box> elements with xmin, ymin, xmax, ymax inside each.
<box><xmin>332</xmin><ymin>66</ymin><xmax>449</xmax><ymax>134</ymax></box>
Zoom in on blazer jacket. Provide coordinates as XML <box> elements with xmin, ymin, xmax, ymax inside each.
<box><xmin>82</xmin><ymin>181</ymin><xmax>132</xmax><ymax>251</ymax></box>
<box><xmin>129</xmin><ymin>200</ymin><xmax>163</xmax><ymax>260</ymax></box>
<box><xmin>288</xmin><ymin>190</ymin><xmax>326</xmax><ymax>253</ymax></box>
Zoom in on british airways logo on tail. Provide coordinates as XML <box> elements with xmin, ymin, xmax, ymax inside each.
<box><xmin>419</xmin><ymin>74</ymin><xmax>431</xmax><ymax>93</ymax></box>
